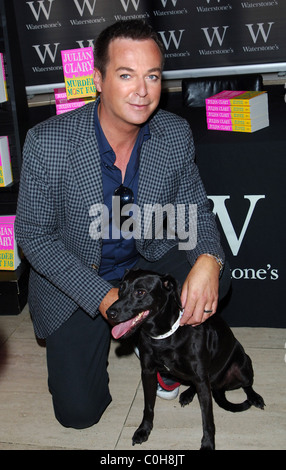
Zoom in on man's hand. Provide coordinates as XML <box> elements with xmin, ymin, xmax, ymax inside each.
<box><xmin>99</xmin><ymin>287</ymin><xmax>119</xmax><ymax>321</ymax></box>
<box><xmin>180</xmin><ymin>254</ymin><xmax>220</xmax><ymax>327</ymax></box>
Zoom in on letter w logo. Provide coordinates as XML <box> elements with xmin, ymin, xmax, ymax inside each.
<box><xmin>73</xmin><ymin>0</ymin><xmax>97</xmax><ymax>15</ymax></box>
<box><xmin>160</xmin><ymin>0</ymin><xmax>178</xmax><ymax>7</ymax></box>
<box><xmin>201</xmin><ymin>26</ymin><xmax>229</xmax><ymax>47</ymax></box>
<box><xmin>208</xmin><ymin>195</ymin><xmax>265</xmax><ymax>256</ymax></box>
<box><xmin>158</xmin><ymin>30</ymin><xmax>185</xmax><ymax>50</ymax></box>
<box><xmin>120</xmin><ymin>0</ymin><xmax>140</xmax><ymax>11</ymax></box>
<box><xmin>246</xmin><ymin>23</ymin><xmax>274</xmax><ymax>43</ymax></box>
<box><xmin>32</xmin><ymin>43</ymin><xmax>60</xmax><ymax>63</ymax></box>
<box><xmin>26</xmin><ymin>0</ymin><xmax>54</xmax><ymax>21</ymax></box>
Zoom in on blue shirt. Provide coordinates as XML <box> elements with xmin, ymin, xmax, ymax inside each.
<box><xmin>94</xmin><ymin>101</ymin><xmax>150</xmax><ymax>281</ymax></box>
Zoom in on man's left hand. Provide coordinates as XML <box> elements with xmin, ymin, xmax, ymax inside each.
<box><xmin>180</xmin><ymin>254</ymin><xmax>220</xmax><ymax>327</ymax></box>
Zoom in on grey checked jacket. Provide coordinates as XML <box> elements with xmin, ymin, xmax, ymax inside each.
<box><xmin>15</xmin><ymin>100</ymin><xmax>224</xmax><ymax>338</ymax></box>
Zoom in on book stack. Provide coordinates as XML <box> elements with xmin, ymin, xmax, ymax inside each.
<box><xmin>54</xmin><ymin>88</ymin><xmax>95</xmax><ymax>115</ymax></box>
<box><xmin>205</xmin><ymin>90</ymin><xmax>269</xmax><ymax>133</ymax></box>
<box><xmin>0</xmin><ymin>53</ymin><xmax>8</xmax><ymax>103</ymax></box>
<box><xmin>0</xmin><ymin>136</ymin><xmax>13</xmax><ymax>187</ymax></box>
<box><xmin>0</xmin><ymin>215</ymin><xmax>21</xmax><ymax>270</ymax></box>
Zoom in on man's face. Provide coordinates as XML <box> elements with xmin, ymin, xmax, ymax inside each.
<box><xmin>94</xmin><ymin>38</ymin><xmax>162</xmax><ymax>130</ymax></box>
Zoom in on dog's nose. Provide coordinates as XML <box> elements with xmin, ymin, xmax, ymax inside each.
<box><xmin>107</xmin><ymin>309</ymin><xmax>118</xmax><ymax>320</ymax></box>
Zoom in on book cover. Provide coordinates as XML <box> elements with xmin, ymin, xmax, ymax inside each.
<box><xmin>0</xmin><ymin>136</ymin><xmax>13</xmax><ymax>187</ymax></box>
<box><xmin>54</xmin><ymin>87</ymin><xmax>95</xmax><ymax>115</ymax></box>
<box><xmin>207</xmin><ymin>117</ymin><xmax>269</xmax><ymax>133</ymax></box>
<box><xmin>205</xmin><ymin>103</ymin><xmax>268</xmax><ymax>114</ymax></box>
<box><xmin>205</xmin><ymin>90</ymin><xmax>268</xmax><ymax>107</ymax></box>
<box><xmin>207</xmin><ymin>117</ymin><xmax>258</xmax><ymax>127</ymax></box>
<box><xmin>54</xmin><ymin>87</ymin><xmax>67</xmax><ymax>101</ymax></box>
<box><xmin>0</xmin><ymin>215</ymin><xmax>21</xmax><ymax>270</ymax></box>
<box><xmin>0</xmin><ymin>53</ymin><xmax>8</xmax><ymax>103</ymax></box>
<box><xmin>61</xmin><ymin>47</ymin><xmax>97</xmax><ymax>100</ymax></box>
<box><xmin>206</xmin><ymin>110</ymin><xmax>265</xmax><ymax>120</ymax></box>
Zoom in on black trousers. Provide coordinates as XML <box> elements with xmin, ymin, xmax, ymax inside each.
<box><xmin>46</xmin><ymin>309</ymin><xmax>112</xmax><ymax>429</ymax></box>
<box><xmin>46</xmin><ymin>247</ymin><xmax>230</xmax><ymax>429</ymax></box>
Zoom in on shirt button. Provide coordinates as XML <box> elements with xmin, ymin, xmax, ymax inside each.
<box><xmin>91</xmin><ymin>264</ymin><xmax>98</xmax><ymax>270</ymax></box>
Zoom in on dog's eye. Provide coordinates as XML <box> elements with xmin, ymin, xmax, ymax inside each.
<box><xmin>134</xmin><ymin>289</ymin><xmax>146</xmax><ymax>298</ymax></box>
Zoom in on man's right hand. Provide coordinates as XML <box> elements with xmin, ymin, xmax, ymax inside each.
<box><xmin>99</xmin><ymin>288</ymin><xmax>119</xmax><ymax>321</ymax></box>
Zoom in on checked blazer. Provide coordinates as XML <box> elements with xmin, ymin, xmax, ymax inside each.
<box><xmin>15</xmin><ymin>99</ymin><xmax>224</xmax><ymax>338</ymax></box>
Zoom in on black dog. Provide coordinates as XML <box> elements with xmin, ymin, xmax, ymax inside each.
<box><xmin>107</xmin><ymin>269</ymin><xmax>265</xmax><ymax>450</ymax></box>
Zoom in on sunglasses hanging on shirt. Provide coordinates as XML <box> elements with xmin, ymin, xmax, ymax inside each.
<box><xmin>113</xmin><ymin>184</ymin><xmax>135</xmax><ymax>231</ymax></box>
<box><xmin>114</xmin><ymin>184</ymin><xmax>134</xmax><ymax>206</ymax></box>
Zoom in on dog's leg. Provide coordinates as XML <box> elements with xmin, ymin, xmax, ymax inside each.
<box><xmin>196</xmin><ymin>379</ymin><xmax>215</xmax><ymax>450</ymax></box>
<box><xmin>132</xmin><ymin>369</ymin><xmax>157</xmax><ymax>445</ymax></box>
<box><xmin>213</xmin><ymin>351</ymin><xmax>265</xmax><ymax>412</ymax></box>
<box><xmin>241</xmin><ymin>354</ymin><xmax>265</xmax><ymax>409</ymax></box>
<box><xmin>179</xmin><ymin>383</ymin><xmax>196</xmax><ymax>407</ymax></box>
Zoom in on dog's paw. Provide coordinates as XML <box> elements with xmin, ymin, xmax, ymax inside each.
<box><xmin>200</xmin><ymin>435</ymin><xmax>215</xmax><ymax>451</ymax></box>
<box><xmin>179</xmin><ymin>387</ymin><xmax>196</xmax><ymax>407</ymax></box>
<box><xmin>200</xmin><ymin>443</ymin><xmax>215</xmax><ymax>451</ymax></box>
<box><xmin>132</xmin><ymin>425</ymin><xmax>152</xmax><ymax>445</ymax></box>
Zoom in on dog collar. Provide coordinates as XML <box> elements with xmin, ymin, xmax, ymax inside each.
<box><xmin>150</xmin><ymin>310</ymin><xmax>184</xmax><ymax>340</ymax></box>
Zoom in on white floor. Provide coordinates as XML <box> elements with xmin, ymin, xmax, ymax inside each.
<box><xmin>0</xmin><ymin>304</ymin><xmax>285</xmax><ymax>451</ymax></box>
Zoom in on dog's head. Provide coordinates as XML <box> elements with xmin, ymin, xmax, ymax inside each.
<box><xmin>107</xmin><ymin>268</ymin><xmax>181</xmax><ymax>340</ymax></box>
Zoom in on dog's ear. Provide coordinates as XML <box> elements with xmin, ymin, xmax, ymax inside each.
<box><xmin>161</xmin><ymin>274</ymin><xmax>182</xmax><ymax>308</ymax></box>
<box><xmin>162</xmin><ymin>274</ymin><xmax>176</xmax><ymax>291</ymax></box>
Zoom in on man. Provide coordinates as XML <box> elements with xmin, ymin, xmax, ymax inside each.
<box><xmin>15</xmin><ymin>20</ymin><xmax>227</xmax><ymax>429</ymax></box>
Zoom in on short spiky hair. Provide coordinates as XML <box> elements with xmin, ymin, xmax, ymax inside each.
<box><xmin>94</xmin><ymin>20</ymin><xmax>165</xmax><ymax>78</ymax></box>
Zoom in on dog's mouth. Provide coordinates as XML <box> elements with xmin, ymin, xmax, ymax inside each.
<box><xmin>111</xmin><ymin>310</ymin><xmax>150</xmax><ymax>339</ymax></box>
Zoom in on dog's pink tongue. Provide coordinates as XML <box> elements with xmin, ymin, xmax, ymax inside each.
<box><xmin>111</xmin><ymin>318</ymin><xmax>135</xmax><ymax>339</ymax></box>
<box><xmin>111</xmin><ymin>311</ymin><xmax>149</xmax><ymax>339</ymax></box>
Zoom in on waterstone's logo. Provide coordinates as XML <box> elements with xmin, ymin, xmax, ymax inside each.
<box><xmin>114</xmin><ymin>0</ymin><xmax>150</xmax><ymax>21</ymax></box>
<box><xmin>89</xmin><ymin>199</ymin><xmax>198</xmax><ymax>251</ymax></box>
<box><xmin>25</xmin><ymin>0</ymin><xmax>61</xmax><ymax>30</ymax></box>
<box><xmin>196</xmin><ymin>0</ymin><xmax>232</xmax><ymax>13</ymax></box>
<box><xmin>243</xmin><ymin>22</ymin><xmax>279</xmax><ymax>54</ymax></box>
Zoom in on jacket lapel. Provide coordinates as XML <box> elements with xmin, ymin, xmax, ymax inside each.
<box><xmin>137</xmin><ymin>129</ymin><xmax>170</xmax><ymax>241</ymax></box>
<box><xmin>138</xmin><ymin>111</ymin><xmax>170</xmax><ymax>207</ymax></box>
<box><xmin>67</xmin><ymin>104</ymin><xmax>104</xmax><ymax>213</ymax></box>
<box><xmin>138</xmin><ymin>136</ymin><xmax>169</xmax><ymax>205</ymax></box>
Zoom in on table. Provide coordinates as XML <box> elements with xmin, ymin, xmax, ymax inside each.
<box><xmin>193</xmin><ymin>85</ymin><xmax>286</xmax><ymax>327</ymax></box>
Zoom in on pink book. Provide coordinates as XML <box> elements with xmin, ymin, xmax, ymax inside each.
<box><xmin>61</xmin><ymin>47</ymin><xmax>97</xmax><ymax>100</ymax></box>
<box><xmin>54</xmin><ymin>90</ymin><xmax>95</xmax><ymax>115</ymax></box>
<box><xmin>206</xmin><ymin>111</ymin><xmax>233</xmax><ymax>119</ymax></box>
<box><xmin>206</xmin><ymin>90</ymin><xmax>267</xmax><ymax>107</ymax></box>
<box><xmin>207</xmin><ymin>122</ymin><xmax>233</xmax><ymax>131</ymax></box>
<box><xmin>207</xmin><ymin>117</ymin><xmax>232</xmax><ymax>125</ymax></box>
<box><xmin>0</xmin><ymin>215</ymin><xmax>21</xmax><ymax>270</ymax></box>
<box><xmin>206</xmin><ymin>91</ymin><xmax>245</xmax><ymax>106</ymax></box>
<box><xmin>54</xmin><ymin>87</ymin><xmax>67</xmax><ymax>101</ymax></box>
<box><xmin>206</xmin><ymin>104</ymin><xmax>232</xmax><ymax>113</ymax></box>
